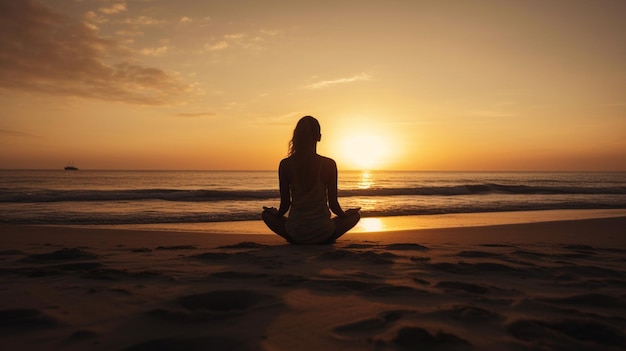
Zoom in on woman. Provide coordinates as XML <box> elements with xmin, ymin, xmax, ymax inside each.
<box><xmin>262</xmin><ymin>116</ymin><xmax>361</xmax><ymax>244</ymax></box>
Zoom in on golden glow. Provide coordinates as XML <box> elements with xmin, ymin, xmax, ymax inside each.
<box><xmin>337</xmin><ymin>131</ymin><xmax>392</xmax><ymax>170</ymax></box>
<box><xmin>356</xmin><ymin>218</ymin><xmax>384</xmax><ymax>232</ymax></box>
<box><xmin>1</xmin><ymin>2</ymin><xmax>625</xmax><ymax>171</ymax></box>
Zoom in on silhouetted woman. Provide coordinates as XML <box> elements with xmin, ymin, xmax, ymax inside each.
<box><xmin>262</xmin><ymin>116</ymin><xmax>361</xmax><ymax>244</ymax></box>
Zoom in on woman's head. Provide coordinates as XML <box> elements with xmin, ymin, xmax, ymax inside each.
<box><xmin>289</xmin><ymin>116</ymin><xmax>321</xmax><ymax>156</ymax></box>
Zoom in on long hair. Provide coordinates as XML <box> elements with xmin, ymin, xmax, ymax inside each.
<box><xmin>288</xmin><ymin>116</ymin><xmax>321</xmax><ymax>188</ymax></box>
<box><xmin>288</xmin><ymin>116</ymin><xmax>320</xmax><ymax>157</ymax></box>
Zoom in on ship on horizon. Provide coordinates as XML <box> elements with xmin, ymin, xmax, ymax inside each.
<box><xmin>64</xmin><ymin>162</ymin><xmax>78</xmax><ymax>171</ymax></box>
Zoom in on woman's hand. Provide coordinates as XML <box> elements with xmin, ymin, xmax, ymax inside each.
<box><xmin>343</xmin><ymin>207</ymin><xmax>361</xmax><ymax>216</ymax></box>
<box><xmin>263</xmin><ymin>206</ymin><xmax>279</xmax><ymax>216</ymax></box>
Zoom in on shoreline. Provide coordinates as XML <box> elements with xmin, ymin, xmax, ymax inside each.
<box><xmin>2</xmin><ymin>210</ymin><xmax>625</xmax><ymax>248</ymax></box>
<box><xmin>44</xmin><ymin>208</ymin><xmax>626</xmax><ymax>235</ymax></box>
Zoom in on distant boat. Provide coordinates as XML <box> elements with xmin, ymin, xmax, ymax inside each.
<box><xmin>64</xmin><ymin>162</ymin><xmax>78</xmax><ymax>171</ymax></box>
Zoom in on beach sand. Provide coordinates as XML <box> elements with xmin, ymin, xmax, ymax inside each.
<box><xmin>1</xmin><ymin>216</ymin><xmax>625</xmax><ymax>350</ymax></box>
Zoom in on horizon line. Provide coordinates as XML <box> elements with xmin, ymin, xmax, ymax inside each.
<box><xmin>1</xmin><ymin>168</ymin><xmax>625</xmax><ymax>173</ymax></box>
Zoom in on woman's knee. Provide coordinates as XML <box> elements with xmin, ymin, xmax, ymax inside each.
<box><xmin>346</xmin><ymin>211</ymin><xmax>361</xmax><ymax>226</ymax></box>
<box><xmin>334</xmin><ymin>212</ymin><xmax>361</xmax><ymax>234</ymax></box>
<box><xmin>261</xmin><ymin>210</ymin><xmax>272</xmax><ymax>223</ymax></box>
<box><xmin>262</xmin><ymin>210</ymin><xmax>282</xmax><ymax>225</ymax></box>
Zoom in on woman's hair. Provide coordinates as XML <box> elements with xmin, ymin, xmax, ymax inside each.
<box><xmin>288</xmin><ymin>116</ymin><xmax>321</xmax><ymax>188</ymax></box>
<box><xmin>288</xmin><ymin>116</ymin><xmax>320</xmax><ymax>157</ymax></box>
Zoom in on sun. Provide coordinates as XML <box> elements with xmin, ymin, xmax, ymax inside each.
<box><xmin>338</xmin><ymin>132</ymin><xmax>391</xmax><ymax>170</ymax></box>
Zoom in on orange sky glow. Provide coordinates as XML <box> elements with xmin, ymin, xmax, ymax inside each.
<box><xmin>1</xmin><ymin>0</ymin><xmax>625</xmax><ymax>171</ymax></box>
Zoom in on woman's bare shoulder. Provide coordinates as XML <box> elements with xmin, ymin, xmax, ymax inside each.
<box><xmin>318</xmin><ymin>155</ymin><xmax>337</xmax><ymax>175</ymax></box>
<box><xmin>317</xmin><ymin>155</ymin><xmax>335</xmax><ymax>163</ymax></box>
<box><xmin>279</xmin><ymin>157</ymin><xmax>293</xmax><ymax>167</ymax></box>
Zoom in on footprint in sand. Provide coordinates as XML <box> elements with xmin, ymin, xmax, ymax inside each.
<box><xmin>333</xmin><ymin>310</ymin><xmax>473</xmax><ymax>350</ymax></box>
<box><xmin>148</xmin><ymin>290</ymin><xmax>283</xmax><ymax>323</ymax></box>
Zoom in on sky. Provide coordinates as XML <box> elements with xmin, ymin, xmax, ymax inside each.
<box><xmin>1</xmin><ymin>0</ymin><xmax>625</xmax><ymax>171</ymax></box>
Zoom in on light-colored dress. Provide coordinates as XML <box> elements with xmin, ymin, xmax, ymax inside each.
<box><xmin>285</xmin><ymin>163</ymin><xmax>335</xmax><ymax>244</ymax></box>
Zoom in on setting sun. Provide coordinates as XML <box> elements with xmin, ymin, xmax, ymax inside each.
<box><xmin>338</xmin><ymin>132</ymin><xmax>391</xmax><ymax>170</ymax></box>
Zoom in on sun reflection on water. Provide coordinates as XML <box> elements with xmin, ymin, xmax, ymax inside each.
<box><xmin>357</xmin><ymin>170</ymin><xmax>374</xmax><ymax>189</ymax></box>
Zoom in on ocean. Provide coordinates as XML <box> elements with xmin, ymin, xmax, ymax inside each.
<box><xmin>1</xmin><ymin>170</ymin><xmax>625</xmax><ymax>231</ymax></box>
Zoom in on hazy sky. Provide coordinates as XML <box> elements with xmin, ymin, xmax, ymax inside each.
<box><xmin>1</xmin><ymin>0</ymin><xmax>625</xmax><ymax>170</ymax></box>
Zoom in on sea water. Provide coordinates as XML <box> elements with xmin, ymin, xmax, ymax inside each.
<box><xmin>1</xmin><ymin>170</ymin><xmax>625</xmax><ymax>231</ymax></box>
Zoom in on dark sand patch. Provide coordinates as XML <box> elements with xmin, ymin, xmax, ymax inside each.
<box><xmin>123</xmin><ymin>336</ymin><xmax>248</xmax><ymax>351</ymax></box>
<box><xmin>343</xmin><ymin>243</ymin><xmax>379</xmax><ymax>249</ymax></box>
<box><xmin>148</xmin><ymin>289</ymin><xmax>283</xmax><ymax>324</ymax></box>
<box><xmin>428</xmin><ymin>261</ymin><xmax>536</xmax><ymax>277</ymax></box>
<box><xmin>381</xmin><ymin>326</ymin><xmax>473</xmax><ymax>351</ymax></box>
<box><xmin>130</xmin><ymin>248</ymin><xmax>152</xmax><ymax>253</ymax></box>
<box><xmin>0</xmin><ymin>249</ymin><xmax>23</xmax><ymax>256</ymax></box>
<box><xmin>0</xmin><ymin>309</ymin><xmax>60</xmax><ymax>335</ymax></box>
<box><xmin>155</xmin><ymin>245</ymin><xmax>197</xmax><ymax>250</ymax></box>
<box><xmin>25</xmin><ymin>248</ymin><xmax>98</xmax><ymax>261</ymax></box>
<box><xmin>190</xmin><ymin>252</ymin><xmax>232</xmax><ymax>260</ymax></box>
<box><xmin>556</xmin><ymin>265</ymin><xmax>623</xmax><ymax>278</ymax></box>
<box><xmin>217</xmin><ymin>242</ymin><xmax>268</xmax><ymax>249</ymax></box>
<box><xmin>507</xmin><ymin>318</ymin><xmax>626</xmax><ymax>348</ymax></box>
<box><xmin>82</xmin><ymin>267</ymin><xmax>166</xmax><ymax>281</ymax></box>
<box><xmin>384</xmin><ymin>243</ymin><xmax>430</xmax><ymax>251</ymax></box>
<box><xmin>315</xmin><ymin>249</ymin><xmax>398</xmax><ymax>264</ymax></box>
<box><xmin>333</xmin><ymin>310</ymin><xmax>415</xmax><ymax>337</ymax></box>
<box><xmin>456</xmin><ymin>250</ymin><xmax>501</xmax><ymax>258</ymax></box>
<box><xmin>3</xmin><ymin>262</ymin><xmax>104</xmax><ymax>277</ymax></box>
<box><xmin>444</xmin><ymin>305</ymin><xmax>502</xmax><ymax>323</ymax></box>
<box><xmin>210</xmin><ymin>271</ymin><xmax>269</xmax><ymax>279</ymax></box>
<box><xmin>306</xmin><ymin>278</ymin><xmax>428</xmax><ymax>297</ymax></box>
<box><xmin>180</xmin><ymin>290</ymin><xmax>278</xmax><ymax>312</ymax></box>
<box><xmin>68</xmin><ymin>329</ymin><xmax>99</xmax><ymax>341</ymax></box>
<box><xmin>268</xmin><ymin>274</ymin><xmax>308</xmax><ymax>287</ymax></box>
<box><xmin>538</xmin><ymin>293</ymin><xmax>626</xmax><ymax>310</ymax></box>
<box><xmin>435</xmin><ymin>281</ymin><xmax>489</xmax><ymax>294</ymax></box>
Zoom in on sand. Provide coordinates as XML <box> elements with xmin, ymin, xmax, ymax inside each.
<box><xmin>1</xmin><ymin>217</ymin><xmax>625</xmax><ymax>350</ymax></box>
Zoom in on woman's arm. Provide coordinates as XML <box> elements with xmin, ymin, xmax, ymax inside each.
<box><xmin>324</xmin><ymin>158</ymin><xmax>348</xmax><ymax>217</ymax></box>
<box><xmin>276</xmin><ymin>158</ymin><xmax>291</xmax><ymax>216</ymax></box>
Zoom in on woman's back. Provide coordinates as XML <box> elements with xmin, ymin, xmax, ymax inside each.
<box><xmin>284</xmin><ymin>155</ymin><xmax>335</xmax><ymax>243</ymax></box>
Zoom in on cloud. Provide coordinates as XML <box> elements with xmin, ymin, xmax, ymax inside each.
<box><xmin>84</xmin><ymin>10</ymin><xmax>108</xmax><ymax>24</ymax></box>
<box><xmin>0</xmin><ymin>129</ymin><xmax>41</xmax><ymax>138</ymax></box>
<box><xmin>0</xmin><ymin>0</ymin><xmax>191</xmax><ymax>105</ymax></box>
<box><xmin>176</xmin><ymin>112</ymin><xmax>216</xmax><ymax>118</ymax></box>
<box><xmin>99</xmin><ymin>2</ymin><xmax>126</xmax><ymax>15</ymax></box>
<box><xmin>304</xmin><ymin>73</ymin><xmax>372</xmax><ymax>89</ymax></box>
<box><xmin>224</xmin><ymin>33</ymin><xmax>246</xmax><ymax>40</ymax></box>
<box><xmin>140</xmin><ymin>45</ymin><xmax>169</xmax><ymax>56</ymax></box>
<box><xmin>204</xmin><ymin>30</ymin><xmax>279</xmax><ymax>53</ymax></box>
<box><xmin>115</xmin><ymin>29</ymin><xmax>143</xmax><ymax>37</ymax></box>
<box><xmin>123</xmin><ymin>16</ymin><xmax>161</xmax><ymax>25</ymax></box>
<box><xmin>206</xmin><ymin>41</ymin><xmax>229</xmax><ymax>51</ymax></box>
